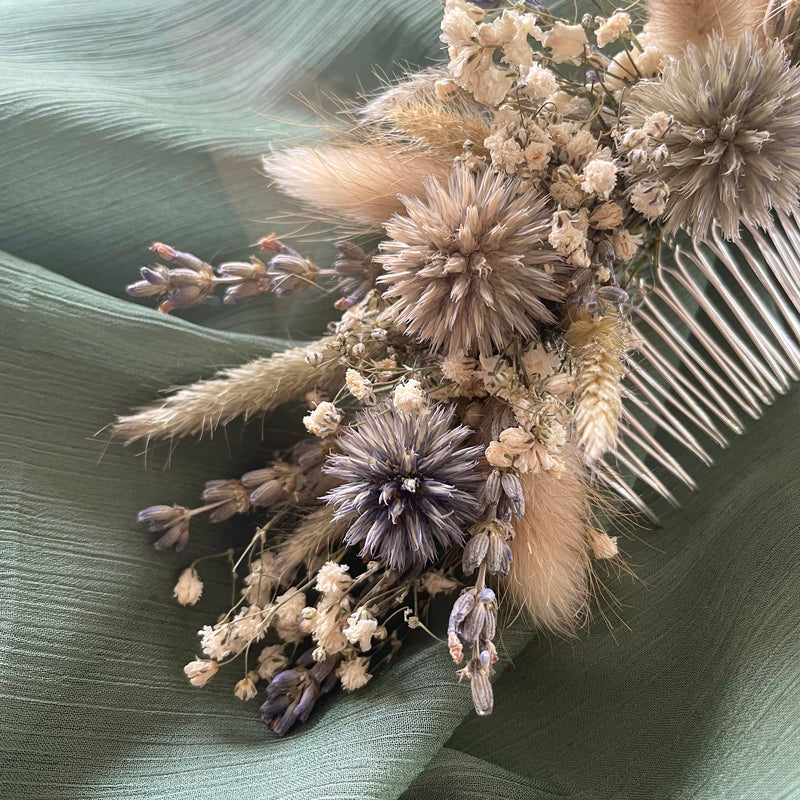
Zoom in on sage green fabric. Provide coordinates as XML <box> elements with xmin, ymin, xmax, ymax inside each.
<box><xmin>1</xmin><ymin>2</ymin><xmax>798</xmax><ymax>799</ymax></box>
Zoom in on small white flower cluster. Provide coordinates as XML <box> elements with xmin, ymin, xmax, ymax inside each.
<box><xmin>345</xmin><ymin>368</ymin><xmax>375</xmax><ymax>403</ymax></box>
<box><xmin>604</xmin><ymin>24</ymin><xmax>665</xmax><ymax>90</ymax></box>
<box><xmin>441</xmin><ymin>1</ymin><xmax>543</xmax><ymax>107</ymax></box>
<box><xmin>393</xmin><ymin>378</ymin><xmax>426</xmax><ymax>413</ymax></box>
<box><xmin>303</xmin><ymin>401</ymin><xmax>342</xmax><ymax>437</ymax></box>
<box><xmin>484</xmin><ymin>105</ymin><xmax>553</xmax><ymax>176</ymax></box>
<box><xmin>343</xmin><ymin>607</ymin><xmax>387</xmax><ymax>652</ymax></box>
<box><xmin>301</xmin><ymin>562</ymin><xmax>355</xmax><ymax>660</ymax></box>
<box><xmin>594</xmin><ymin>11</ymin><xmax>631</xmax><ymax>49</ymax></box>
<box><xmin>485</xmin><ymin>426</ymin><xmax>566</xmax><ymax>474</ymax></box>
<box><xmin>617</xmin><ymin>111</ymin><xmax>674</xmax><ymax>221</ymax></box>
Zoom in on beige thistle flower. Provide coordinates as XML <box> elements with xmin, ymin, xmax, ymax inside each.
<box><xmin>378</xmin><ymin>164</ymin><xmax>563</xmax><ymax>356</ymax></box>
<box><xmin>622</xmin><ymin>34</ymin><xmax>800</xmax><ymax>239</ymax></box>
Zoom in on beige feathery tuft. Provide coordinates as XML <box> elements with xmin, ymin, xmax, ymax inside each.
<box><xmin>566</xmin><ymin>309</ymin><xmax>625</xmax><ymax>462</ymax></box>
<box><xmin>361</xmin><ymin>69</ymin><xmax>491</xmax><ymax>158</ymax></box>
<box><xmin>506</xmin><ymin>455</ymin><xmax>593</xmax><ymax>635</ymax></box>
<box><xmin>110</xmin><ymin>336</ymin><xmax>344</xmax><ymax>445</ymax></box>
<box><xmin>646</xmin><ymin>0</ymin><xmax>769</xmax><ymax>54</ymax></box>
<box><xmin>263</xmin><ymin>144</ymin><xmax>451</xmax><ymax>229</ymax></box>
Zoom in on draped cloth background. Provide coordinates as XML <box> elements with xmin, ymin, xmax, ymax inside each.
<box><xmin>1</xmin><ymin>1</ymin><xmax>799</xmax><ymax>798</ymax></box>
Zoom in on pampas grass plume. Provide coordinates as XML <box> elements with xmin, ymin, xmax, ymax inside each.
<box><xmin>263</xmin><ymin>143</ymin><xmax>451</xmax><ymax>228</ymax></box>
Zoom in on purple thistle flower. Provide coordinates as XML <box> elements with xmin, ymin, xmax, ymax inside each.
<box><xmin>324</xmin><ymin>404</ymin><xmax>484</xmax><ymax>575</ymax></box>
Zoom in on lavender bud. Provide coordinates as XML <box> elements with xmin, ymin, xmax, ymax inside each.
<box><xmin>136</xmin><ymin>504</ymin><xmax>186</xmax><ymax>531</ymax></box>
<box><xmin>481</xmin><ymin>469</ymin><xmax>503</xmax><ymax>508</ymax></box>
<box><xmin>150</xmin><ymin>242</ymin><xmax>206</xmax><ymax>271</ymax></box>
<box><xmin>248</xmin><ymin>479</ymin><xmax>286</xmax><ymax>508</ymax></box>
<box><xmin>462</xmin><ymin>528</ymin><xmax>490</xmax><ymax>575</ymax></box>
<box><xmin>500</xmin><ymin>472</ymin><xmax>525</xmax><ymax>518</ymax></box>
<box><xmin>461</xmin><ymin>603</ymin><xmax>487</xmax><ymax>643</ymax></box>
<box><xmin>125</xmin><ymin>279</ymin><xmax>163</xmax><ymax>297</ymax></box>
<box><xmin>448</xmin><ymin>591</ymin><xmax>476</xmax><ymax>636</ymax></box>
<box><xmin>202</xmin><ymin>479</ymin><xmax>250</xmax><ymax>522</ymax></box>
<box><xmin>470</xmin><ymin>670</ymin><xmax>494</xmax><ymax>716</ymax></box>
<box><xmin>485</xmin><ymin>532</ymin><xmax>513</xmax><ymax>578</ymax></box>
<box><xmin>597</xmin><ymin>285</ymin><xmax>629</xmax><ymax>303</ymax></box>
<box><xmin>139</xmin><ymin>265</ymin><xmax>170</xmax><ymax>286</ymax></box>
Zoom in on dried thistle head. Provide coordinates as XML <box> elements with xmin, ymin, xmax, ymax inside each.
<box><xmin>324</xmin><ymin>404</ymin><xmax>484</xmax><ymax>575</ymax></box>
<box><xmin>622</xmin><ymin>34</ymin><xmax>800</xmax><ymax>239</ymax></box>
<box><xmin>378</xmin><ymin>164</ymin><xmax>563</xmax><ymax>357</ymax></box>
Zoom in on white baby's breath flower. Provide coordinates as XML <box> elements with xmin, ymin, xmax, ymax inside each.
<box><xmin>343</xmin><ymin>608</ymin><xmax>382</xmax><ymax>651</ymax></box>
<box><xmin>629</xmin><ymin>181</ymin><xmax>669</xmax><ymax>220</ymax></box>
<box><xmin>580</xmin><ymin>159</ymin><xmax>617</xmax><ymax>199</ymax></box>
<box><xmin>521</xmin><ymin>63</ymin><xmax>558</xmax><ymax>100</ymax></box>
<box><xmin>440</xmin><ymin>0</ymin><xmax>483</xmax><ymax>47</ymax></box>
<box><xmin>256</xmin><ymin>644</ymin><xmax>289</xmax><ymax>681</ymax></box>
<box><xmin>173</xmin><ymin>565</ymin><xmax>203</xmax><ymax>606</ymax></box>
<box><xmin>612</xmin><ymin>229</ymin><xmax>643</xmax><ymax>261</ymax></box>
<box><xmin>234</xmin><ymin>676</ymin><xmax>258</xmax><ymax>701</ymax></box>
<box><xmin>642</xmin><ymin>112</ymin><xmax>672</xmax><ymax>139</ymax></box>
<box><xmin>199</xmin><ymin>624</ymin><xmax>230</xmax><ymax>661</ymax></box>
<box><xmin>393</xmin><ymin>379</ymin><xmax>426</xmax><ymax>413</ymax></box>
<box><xmin>544</xmin><ymin>22</ymin><xmax>588</xmax><ymax>64</ymax></box>
<box><xmin>272</xmin><ymin>590</ymin><xmax>307</xmax><ymax>643</ymax></box>
<box><xmin>337</xmin><ymin>657</ymin><xmax>373</xmax><ymax>691</ymax></box>
<box><xmin>521</xmin><ymin>345</ymin><xmax>557</xmax><ymax>378</ymax></box>
<box><xmin>549</xmin><ymin>209</ymin><xmax>590</xmax><ymax>268</ymax></box>
<box><xmin>595</xmin><ymin>11</ymin><xmax>630</xmax><ymax>48</ymax></box>
<box><xmin>345</xmin><ymin>369</ymin><xmax>375</xmax><ymax>403</ymax></box>
<box><xmin>565</xmin><ymin>130</ymin><xmax>598</xmax><ymax>167</ymax></box>
<box><xmin>314</xmin><ymin>561</ymin><xmax>352</xmax><ymax>596</ymax></box>
<box><xmin>184</xmin><ymin>659</ymin><xmax>218</xmax><ymax>687</ymax></box>
<box><xmin>303</xmin><ymin>401</ymin><xmax>342</xmax><ymax>438</ymax></box>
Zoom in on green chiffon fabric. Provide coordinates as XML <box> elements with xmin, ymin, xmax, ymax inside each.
<box><xmin>2</xmin><ymin>2</ymin><xmax>798</xmax><ymax>798</ymax></box>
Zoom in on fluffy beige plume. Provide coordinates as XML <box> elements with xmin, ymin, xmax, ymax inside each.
<box><xmin>110</xmin><ymin>336</ymin><xmax>343</xmax><ymax>444</ymax></box>
<box><xmin>361</xmin><ymin>69</ymin><xmax>491</xmax><ymax>158</ymax></box>
<box><xmin>566</xmin><ymin>309</ymin><xmax>625</xmax><ymax>462</ymax></box>
<box><xmin>263</xmin><ymin>144</ymin><xmax>451</xmax><ymax>228</ymax></box>
<box><xmin>646</xmin><ymin>0</ymin><xmax>768</xmax><ymax>54</ymax></box>
<box><xmin>506</xmin><ymin>455</ymin><xmax>593</xmax><ymax>635</ymax></box>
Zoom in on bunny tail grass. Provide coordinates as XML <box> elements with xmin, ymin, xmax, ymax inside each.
<box><xmin>263</xmin><ymin>144</ymin><xmax>451</xmax><ymax>228</ymax></box>
<box><xmin>110</xmin><ymin>336</ymin><xmax>343</xmax><ymax>445</ymax></box>
<box><xmin>646</xmin><ymin>0</ymin><xmax>767</xmax><ymax>55</ymax></box>
<box><xmin>506</xmin><ymin>456</ymin><xmax>593</xmax><ymax>635</ymax></box>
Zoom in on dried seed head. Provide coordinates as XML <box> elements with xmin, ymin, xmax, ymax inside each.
<box><xmin>378</xmin><ymin>164</ymin><xmax>563</xmax><ymax>356</ymax></box>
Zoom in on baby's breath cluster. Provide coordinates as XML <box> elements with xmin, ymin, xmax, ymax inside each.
<box><xmin>119</xmin><ymin>0</ymin><xmax>800</xmax><ymax>733</ymax></box>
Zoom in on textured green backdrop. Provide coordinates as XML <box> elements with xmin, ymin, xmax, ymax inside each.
<box><xmin>2</xmin><ymin>1</ymin><xmax>799</xmax><ymax>798</ymax></box>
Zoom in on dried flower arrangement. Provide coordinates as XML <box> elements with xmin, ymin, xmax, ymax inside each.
<box><xmin>111</xmin><ymin>0</ymin><xmax>800</xmax><ymax>734</ymax></box>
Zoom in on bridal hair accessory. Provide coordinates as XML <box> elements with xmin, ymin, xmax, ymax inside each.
<box><xmin>111</xmin><ymin>0</ymin><xmax>800</xmax><ymax>734</ymax></box>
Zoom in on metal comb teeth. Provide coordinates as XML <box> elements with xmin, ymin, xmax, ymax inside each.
<box><xmin>598</xmin><ymin>211</ymin><xmax>800</xmax><ymax>520</ymax></box>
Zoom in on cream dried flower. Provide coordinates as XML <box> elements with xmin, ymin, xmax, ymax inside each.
<box><xmin>272</xmin><ymin>590</ymin><xmax>307</xmax><ymax>643</ymax></box>
<box><xmin>622</xmin><ymin>34</ymin><xmax>800</xmax><ymax>238</ymax></box>
<box><xmin>566</xmin><ymin>309</ymin><xmax>625</xmax><ymax>461</ymax></box>
<box><xmin>234</xmin><ymin>676</ymin><xmax>258</xmax><ymax>701</ymax></box>
<box><xmin>345</xmin><ymin>369</ymin><xmax>375</xmax><ymax>403</ymax></box>
<box><xmin>343</xmin><ymin>609</ymin><xmax>381</xmax><ymax>652</ymax></box>
<box><xmin>580</xmin><ymin>158</ymin><xmax>618</xmax><ymax>199</ymax></box>
<box><xmin>595</xmin><ymin>11</ymin><xmax>631</xmax><ymax>48</ymax></box>
<box><xmin>257</xmin><ymin>645</ymin><xmax>289</xmax><ymax>681</ymax></box>
<box><xmin>303</xmin><ymin>401</ymin><xmax>342</xmax><ymax>438</ymax></box>
<box><xmin>184</xmin><ymin>659</ymin><xmax>218</xmax><ymax>688</ymax></box>
<box><xmin>379</xmin><ymin>164</ymin><xmax>562</xmax><ymax>356</ymax></box>
<box><xmin>521</xmin><ymin>63</ymin><xmax>558</xmax><ymax>101</ymax></box>
<box><xmin>337</xmin><ymin>657</ymin><xmax>373</xmax><ymax>691</ymax></box>
<box><xmin>392</xmin><ymin>379</ymin><xmax>426</xmax><ymax>413</ymax></box>
<box><xmin>544</xmin><ymin>22</ymin><xmax>588</xmax><ymax>64</ymax></box>
<box><xmin>314</xmin><ymin>561</ymin><xmax>352</xmax><ymax>596</ymax></box>
<box><xmin>173</xmin><ymin>566</ymin><xmax>203</xmax><ymax>606</ymax></box>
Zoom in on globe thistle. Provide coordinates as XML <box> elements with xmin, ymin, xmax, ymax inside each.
<box><xmin>622</xmin><ymin>34</ymin><xmax>800</xmax><ymax>239</ymax></box>
<box><xmin>324</xmin><ymin>404</ymin><xmax>484</xmax><ymax>575</ymax></box>
<box><xmin>378</xmin><ymin>164</ymin><xmax>563</xmax><ymax>357</ymax></box>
